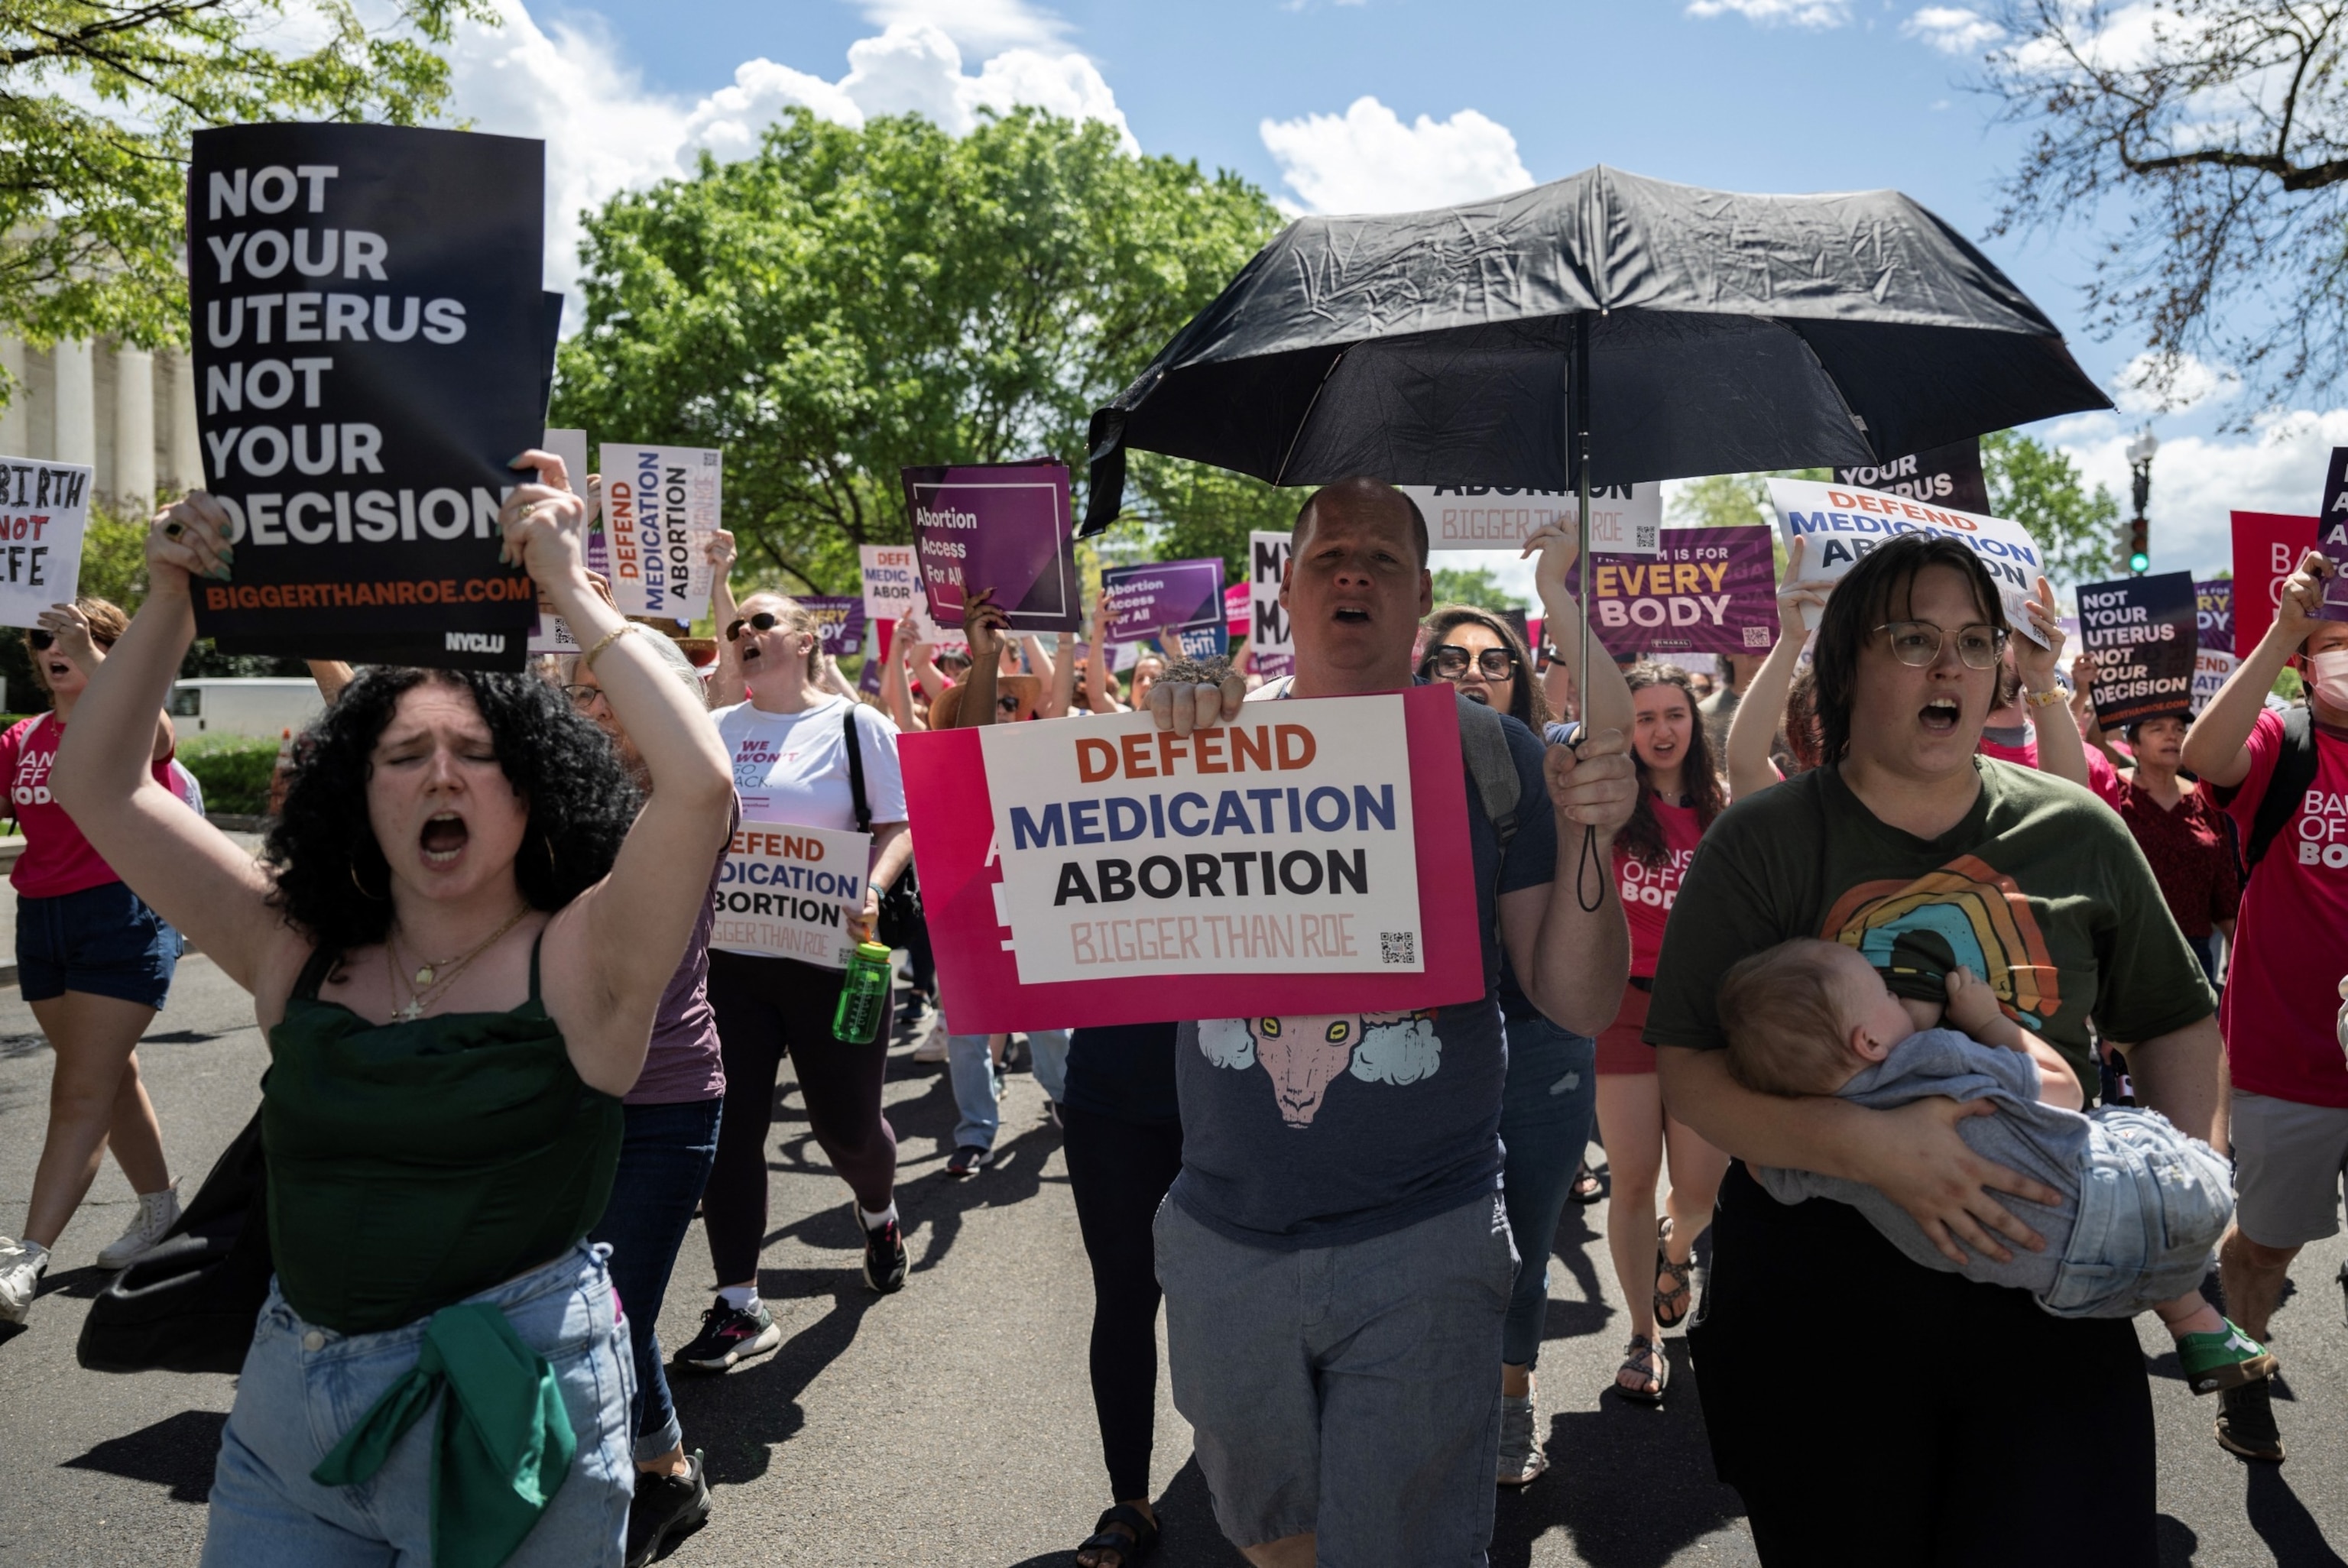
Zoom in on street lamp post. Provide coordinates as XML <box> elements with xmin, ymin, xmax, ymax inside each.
<box><xmin>2125</xmin><ymin>428</ymin><xmax>2158</xmax><ymax>575</ymax></box>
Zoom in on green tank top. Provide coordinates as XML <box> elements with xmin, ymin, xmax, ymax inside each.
<box><xmin>263</xmin><ymin>936</ymin><xmax>623</xmax><ymax>1336</ymax></box>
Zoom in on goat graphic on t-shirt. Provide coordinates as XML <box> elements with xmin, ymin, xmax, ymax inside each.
<box><xmin>1197</xmin><ymin>1012</ymin><xmax>1441</xmax><ymax>1127</ymax></box>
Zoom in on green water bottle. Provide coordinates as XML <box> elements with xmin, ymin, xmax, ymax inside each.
<box><xmin>832</xmin><ymin>941</ymin><xmax>894</xmax><ymax>1044</ymax></box>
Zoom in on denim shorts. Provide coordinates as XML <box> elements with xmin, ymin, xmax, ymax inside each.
<box><xmin>201</xmin><ymin>1242</ymin><xmax>636</xmax><ymax>1568</ymax></box>
<box><xmin>2041</xmin><ymin>1108</ymin><xmax>2235</xmax><ymax>1319</ymax></box>
<box><xmin>17</xmin><ymin>881</ymin><xmax>177</xmax><ymax>1008</ymax></box>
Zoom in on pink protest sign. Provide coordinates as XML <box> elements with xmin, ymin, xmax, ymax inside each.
<box><xmin>900</xmin><ymin>685</ymin><xmax>1486</xmax><ymax>1033</ymax></box>
<box><xmin>2231</xmin><ymin>511</ymin><xmax>2319</xmax><ymax>655</ymax></box>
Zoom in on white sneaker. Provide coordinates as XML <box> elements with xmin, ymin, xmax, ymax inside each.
<box><xmin>0</xmin><ymin>1237</ymin><xmax>49</xmax><ymax>1324</ymax></box>
<box><xmin>912</xmin><ymin>1018</ymin><xmax>949</xmax><ymax>1064</ymax></box>
<box><xmin>96</xmin><ymin>1183</ymin><xmax>183</xmax><ymax>1270</ymax></box>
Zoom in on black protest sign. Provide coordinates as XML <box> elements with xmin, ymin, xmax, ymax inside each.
<box><xmin>2078</xmin><ymin>572</ymin><xmax>2197</xmax><ymax>728</ymax></box>
<box><xmin>1833</xmin><ymin>437</ymin><xmax>1990</xmax><ymax>516</ymax></box>
<box><xmin>186</xmin><ymin>124</ymin><xmax>546</xmax><ymax>670</ymax></box>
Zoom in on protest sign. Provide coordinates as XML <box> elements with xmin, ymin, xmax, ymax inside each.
<box><xmin>903</xmin><ymin>459</ymin><xmax>1082</xmax><ymax>633</ymax></box>
<box><xmin>0</xmin><ymin>460</ymin><xmax>90</xmax><ymax>626</ymax></box>
<box><xmin>1247</xmin><ymin>530</ymin><xmax>1294</xmax><ymax>678</ymax></box>
<box><xmin>708</xmin><ymin>820</ymin><xmax>869</xmax><ymax>970</ymax></box>
<box><xmin>2317</xmin><ymin>448</ymin><xmax>2348</xmax><ymax>621</ymax></box>
<box><xmin>2195</xmin><ymin>579</ymin><xmax>2234</xmax><ymax>656</ymax></box>
<box><xmin>797</xmin><ymin>596</ymin><xmax>867</xmax><ymax>659</ymax></box>
<box><xmin>2078</xmin><ymin>572</ymin><xmax>2197</xmax><ymax>728</ymax></box>
<box><xmin>527</xmin><ymin>427</ymin><xmax>592</xmax><ymax>655</ymax></box>
<box><xmin>2231</xmin><ymin>511</ymin><xmax>2320</xmax><ymax>656</ymax></box>
<box><xmin>1224</xmin><ymin>581</ymin><xmax>1250</xmax><ymax>643</ymax></box>
<box><xmin>1832</xmin><ymin>437</ymin><xmax>1990</xmax><ymax>516</ymax></box>
<box><xmin>1767</xmin><ymin>478</ymin><xmax>2051</xmax><ymax>646</ymax></box>
<box><xmin>2193</xmin><ymin>648</ymin><xmax>2238</xmax><ymax>715</ymax></box>
<box><xmin>1396</xmin><ymin>484</ymin><xmax>1662</xmax><ymax>553</ymax></box>
<box><xmin>900</xmin><ymin>685</ymin><xmax>1484</xmax><ymax>1032</ymax></box>
<box><xmin>1579</xmin><ymin>526</ymin><xmax>1776</xmax><ymax>659</ymax></box>
<box><xmin>1102</xmin><ymin>559</ymin><xmax>1225</xmax><ymax>647</ymax></box>
<box><xmin>860</xmin><ymin>543</ymin><xmax>919</xmax><ymax>624</ymax></box>
<box><xmin>600</xmin><ymin>444</ymin><xmax>718</xmax><ymax>624</ymax></box>
<box><xmin>186</xmin><ymin>123</ymin><xmax>545</xmax><ymax>669</ymax></box>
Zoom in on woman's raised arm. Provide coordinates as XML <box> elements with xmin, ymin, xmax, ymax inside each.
<box><xmin>1726</xmin><ymin>537</ymin><xmax>1829</xmax><ymax>802</ymax></box>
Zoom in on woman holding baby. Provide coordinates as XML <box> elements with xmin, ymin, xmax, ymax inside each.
<box><xmin>1647</xmin><ymin>535</ymin><xmax>2223</xmax><ymax>1566</ymax></box>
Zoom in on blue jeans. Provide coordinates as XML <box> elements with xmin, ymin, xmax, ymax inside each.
<box><xmin>589</xmin><ymin>1098</ymin><xmax>722</xmax><ymax>1463</ymax></box>
<box><xmin>202</xmin><ymin>1243</ymin><xmax>634</xmax><ymax>1567</ymax></box>
<box><xmin>946</xmin><ymin>1029</ymin><xmax>1069</xmax><ymax>1151</ymax></box>
<box><xmin>2041</xmin><ymin>1108</ymin><xmax>2236</xmax><ymax>1318</ymax></box>
<box><xmin>1497</xmin><ymin>1012</ymin><xmax>1599</xmax><ymax>1369</ymax></box>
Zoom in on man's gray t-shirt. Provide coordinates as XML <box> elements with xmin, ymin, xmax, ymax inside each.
<box><xmin>1755</xmin><ymin>1029</ymin><xmax>2086</xmax><ymax>1293</ymax></box>
<box><xmin>1172</xmin><ymin>710</ymin><xmax>1558</xmax><ymax>1250</ymax></box>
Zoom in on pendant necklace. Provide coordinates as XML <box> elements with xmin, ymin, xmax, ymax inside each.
<box><xmin>385</xmin><ymin>904</ymin><xmax>532</xmax><ymax>1022</ymax></box>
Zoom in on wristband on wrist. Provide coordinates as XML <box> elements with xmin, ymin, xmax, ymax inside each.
<box><xmin>2024</xmin><ymin>686</ymin><xmax>2067</xmax><ymax>708</ymax></box>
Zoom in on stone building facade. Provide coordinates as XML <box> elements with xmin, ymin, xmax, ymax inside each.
<box><xmin>0</xmin><ymin>338</ymin><xmax>204</xmax><ymax>514</ymax></box>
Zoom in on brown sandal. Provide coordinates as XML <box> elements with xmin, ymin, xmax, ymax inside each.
<box><xmin>1615</xmin><ymin>1333</ymin><xmax>1668</xmax><ymax>1404</ymax></box>
<box><xmin>1654</xmin><ymin>1216</ymin><xmax>1694</xmax><ymax>1329</ymax></box>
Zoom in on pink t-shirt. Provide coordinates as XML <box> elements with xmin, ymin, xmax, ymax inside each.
<box><xmin>1</xmin><ymin>714</ymin><xmax>174</xmax><ymax>899</ymax></box>
<box><xmin>1980</xmin><ymin>724</ymin><xmax>2123</xmax><ymax>801</ymax></box>
<box><xmin>1615</xmin><ymin>794</ymin><xmax>1707</xmax><ymax>977</ymax></box>
<box><xmin>2217</xmin><ymin>708</ymin><xmax>2348</xmax><ymax>1108</ymax></box>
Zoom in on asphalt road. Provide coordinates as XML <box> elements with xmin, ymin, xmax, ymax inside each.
<box><xmin>2</xmin><ymin>955</ymin><xmax>2343</xmax><ymax>1566</ymax></box>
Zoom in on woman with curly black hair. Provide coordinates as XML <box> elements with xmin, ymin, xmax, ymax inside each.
<box><xmin>52</xmin><ymin>453</ymin><xmax>732</xmax><ymax>1568</ymax></box>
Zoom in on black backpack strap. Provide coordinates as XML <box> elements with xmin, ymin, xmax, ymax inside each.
<box><xmin>842</xmin><ymin>705</ymin><xmax>872</xmax><ymax>834</ymax></box>
<box><xmin>2241</xmin><ymin>706</ymin><xmax>2319</xmax><ymax>872</ymax></box>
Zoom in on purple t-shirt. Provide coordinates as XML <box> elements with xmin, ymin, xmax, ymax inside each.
<box><xmin>625</xmin><ymin>795</ymin><xmax>736</xmax><ymax>1106</ymax></box>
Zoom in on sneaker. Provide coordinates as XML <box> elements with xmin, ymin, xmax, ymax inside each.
<box><xmin>858</xmin><ymin>1206</ymin><xmax>908</xmax><ymax>1294</ymax></box>
<box><xmin>0</xmin><ymin>1237</ymin><xmax>49</xmax><ymax>1325</ymax></box>
<box><xmin>912</xmin><ymin>1018</ymin><xmax>949</xmax><ymax>1064</ymax></box>
<box><xmin>96</xmin><ymin>1183</ymin><xmax>183</xmax><ymax>1270</ymax></box>
<box><xmin>947</xmin><ymin>1144</ymin><xmax>992</xmax><ymax>1178</ymax></box>
<box><xmin>670</xmin><ymin>1300</ymin><xmax>781</xmax><ymax>1373</ymax></box>
<box><xmin>1496</xmin><ymin>1390</ymin><xmax>1548</xmax><ymax>1486</ymax></box>
<box><xmin>2215</xmin><ymin>1377</ymin><xmax>2285</xmax><ymax>1462</ymax></box>
<box><xmin>2177</xmin><ymin>1319</ymin><xmax>2277</xmax><ymax>1396</ymax></box>
<box><xmin>625</xmin><ymin>1448</ymin><xmax>712</xmax><ymax>1567</ymax></box>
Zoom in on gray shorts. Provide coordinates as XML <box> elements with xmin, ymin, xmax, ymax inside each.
<box><xmin>1153</xmin><ymin>1193</ymin><xmax>1516</xmax><ymax>1566</ymax></box>
<box><xmin>2231</xmin><ymin>1088</ymin><xmax>2348</xmax><ymax>1248</ymax></box>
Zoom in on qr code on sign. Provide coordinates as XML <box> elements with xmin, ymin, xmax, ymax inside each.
<box><xmin>1633</xmin><ymin>522</ymin><xmax>1660</xmax><ymax>551</ymax></box>
<box><xmin>1743</xmin><ymin>624</ymin><xmax>1772</xmax><ymax>648</ymax></box>
<box><xmin>1380</xmin><ymin>931</ymin><xmax>1416</xmax><ymax>964</ymax></box>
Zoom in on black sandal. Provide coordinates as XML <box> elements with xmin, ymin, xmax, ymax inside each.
<box><xmin>1076</xmin><ymin>1503</ymin><xmax>1160</xmax><ymax>1568</ymax></box>
<box><xmin>1653</xmin><ymin>1216</ymin><xmax>1693</xmax><ymax>1330</ymax></box>
<box><xmin>1569</xmin><ymin>1163</ymin><xmax>1604</xmax><ymax>1204</ymax></box>
<box><xmin>1614</xmin><ymin>1333</ymin><xmax>1669</xmax><ymax>1405</ymax></box>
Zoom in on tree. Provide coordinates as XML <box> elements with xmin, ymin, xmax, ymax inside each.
<box><xmin>0</xmin><ymin>0</ymin><xmax>487</xmax><ymax>359</ymax></box>
<box><xmin>553</xmin><ymin>108</ymin><xmax>1283</xmax><ymax>597</ymax></box>
<box><xmin>1981</xmin><ymin>429</ymin><xmax>2121</xmax><ymax>588</ymax></box>
<box><xmin>1428</xmin><ymin>566</ymin><xmax>1517</xmax><ymax>611</ymax></box>
<box><xmin>1665</xmin><ymin>469</ymin><xmax>1827</xmax><ymax>531</ymax></box>
<box><xmin>1983</xmin><ymin>1</ymin><xmax>2348</xmax><ymax>415</ymax></box>
<box><xmin>1128</xmin><ymin>456</ymin><xmax>1296</xmax><ymax>584</ymax></box>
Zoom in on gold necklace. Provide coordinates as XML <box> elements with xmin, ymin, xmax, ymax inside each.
<box><xmin>384</xmin><ymin>905</ymin><xmax>532</xmax><ymax>1022</ymax></box>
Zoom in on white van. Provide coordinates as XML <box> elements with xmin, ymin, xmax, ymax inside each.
<box><xmin>165</xmin><ymin>678</ymin><xmax>326</xmax><ymax>738</ymax></box>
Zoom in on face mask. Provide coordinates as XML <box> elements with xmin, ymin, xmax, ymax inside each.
<box><xmin>2313</xmin><ymin>650</ymin><xmax>2348</xmax><ymax>711</ymax></box>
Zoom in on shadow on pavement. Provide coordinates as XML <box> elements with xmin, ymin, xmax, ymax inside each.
<box><xmin>1004</xmin><ymin>1456</ymin><xmax>1247</xmax><ymax>1568</ymax></box>
<box><xmin>61</xmin><ymin>1408</ymin><xmax>225</xmax><ymax>1503</ymax></box>
<box><xmin>2244</xmin><ymin>1466</ymin><xmax>2347</xmax><ymax>1567</ymax></box>
<box><xmin>2155</xmin><ymin>1513</ymin><xmax>2199</xmax><ymax>1566</ymax></box>
<box><xmin>680</xmin><ymin>1265</ymin><xmax>882</xmax><ymax>1490</ymax></box>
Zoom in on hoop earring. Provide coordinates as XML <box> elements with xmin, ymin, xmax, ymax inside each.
<box><xmin>349</xmin><ymin>857</ymin><xmax>385</xmax><ymax>900</ymax></box>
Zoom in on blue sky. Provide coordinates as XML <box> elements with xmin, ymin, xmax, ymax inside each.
<box><xmin>446</xmin><ymin>0</ymin><xmax>2342</xmax><ymax>581</ymax></box>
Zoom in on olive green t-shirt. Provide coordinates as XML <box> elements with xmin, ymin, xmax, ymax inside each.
<box><xmin>1645</xmin><ymin>759</ymin><xmax>2214</xmax><ymax>1085</ymax></box>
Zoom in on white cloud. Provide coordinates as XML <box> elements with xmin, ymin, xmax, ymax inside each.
<box><xmin>858</xmin><ymin>0</ymin><xmax>1069</xmax><ymax>53</ymax></box>
<box><xmin>444</xmin><ymin>5</ymin><xmax>1133</xmax><ymax>301</ymax></box>
<box><xmin>1258</xmin><ymin>96</ymin><xmax>1534</xmax><ymax>215</ymax></box>
<box><xmin>2112</xmin><ymin>352</ymin><xmax>2242</xmax><ymax>416</ymax></box>
<box><xmin>2051</xmin><ymin>408</ymin><xmax>2345</xmax><ymax>578</ymax></box>
<box><xmin>1903</xmin><ymin>6</ymin><xmax>2004</xmax><ymax>54</ymax></box>
<box><xmin>1685</xmin><ymin>0</ymin><xmax>1853</xmax><ymax>29</ymax></box>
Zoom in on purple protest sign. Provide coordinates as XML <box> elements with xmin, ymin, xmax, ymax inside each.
<box><xmin>2194</xmin><ymin>580</ymin><xmax>2233</xmax><ymax>655</ymax></box>
<box><xmin>903</xmin><ymin>459</ymin><xmax>1083</xmax><ymax>633</ymax></box>
<box><xmin>2320</xmin><ymin>448</ymin><xmax>2348</xmax><ymax>622</ymax></box>
<box><xmin>797</xmin><ymin>596</ymin><xmax>868</xmax><ymax>658</ymax></box>
<box><xmin>1583</xmin><ymin>526</ymin><xmax>1777</xmax><ymax>659</ymax></box>
<box><xmin>1101</xmin><ymin>559</ymin><xmax>1227</xmax><ymax>644</ymax></box>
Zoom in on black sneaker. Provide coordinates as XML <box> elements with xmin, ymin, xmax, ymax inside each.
<box><xmin>947</xmin><ymin>1144</ymin><xmax>992</xmax><ymax>1177</ymax></box>
<box><xmin>858</xmin><ymin>1205</ymin><xmax>908</xmax><ymax>1294</ymax></box>
<box><xmin>625</xmin><ymin>1449</ymin><xmax>712</xmax><ymax>1566</ymax></box>
<box><xmin>670</xmin><ymin>1300</ymin><xmax>780</xmax><ymax>1373</ymax></box>
<box><xmin>2215</xmin><ymin>1377</ymin><xmax>2285</xmax><ymax>1463</ymax></box>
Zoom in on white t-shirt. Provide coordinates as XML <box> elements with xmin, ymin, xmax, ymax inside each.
<box><xmin>713</xmin><ymin>695</ymin><xmax>906</xmax><ymax>830</ymax></box>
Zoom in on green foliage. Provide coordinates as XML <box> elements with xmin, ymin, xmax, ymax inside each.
<box><xmin>1429</xmin><ymin>566</ymin><xmax>1517</xmax><ymax>611</ymax></box>
<box><xmin>177</xmin><ymin>732</ymin><xmax>279</xmax><ymax>815</ymax></box>
<box><xmin>1127</xmin><ymin>456</ymin><xmax>1295</xmax><ymax>584</ymax></box>
<box><xmin>1981</xmin><ymin>430</ymin><xmax>2121</xmax><ymax>589</ymax></box>
<box><xmin>2275</xmin><ymin>666</ymin><xmax>2305</xmax><ymax>703</ymax></box>
<box><xmin>0</xmin><ymin>0</ymin><xmax>492</xmax><ymax>360</ymax></box>
<box><xmin>552</xmin><ymin>107</ymin><xmax>1283</xmax><ymax>597</ymax></box>
<box><xmin>1666</xmin><ymin>469</ymin><xmax>1830</xmax><ymax>530</ymax></box>
<box><xmin>77</xmin><ymin>501</ymin><xmax>151</xmax><ymax>611</ymax></box>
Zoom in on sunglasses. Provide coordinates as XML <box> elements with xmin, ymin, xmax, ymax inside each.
<box><xmin>1429</xmin><ymin>644</ymin><xmax>1519</xmax><ymax>681</ymax></box>
<box><xmin>725</xmin><ymin>612</ymin><xmax>781</xmax><ymax>642</ymax></box>
<box><xmin>27</xmin><ymin>629</ymin><xmax>114</xmax><ymax>653</ymax></box>
<box><xmin>997</xmin><ymin>694</ymin><xmax>1022</xmax><ymax>714</ymax></box>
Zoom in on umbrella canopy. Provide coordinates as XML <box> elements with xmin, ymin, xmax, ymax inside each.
<box><xmin>1082</xmin><ymin>165</ymin><xmax>2111</xmax><ymax>533</ymax></box>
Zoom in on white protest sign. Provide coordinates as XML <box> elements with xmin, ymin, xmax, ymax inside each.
<box><xmin>1396</xmin><ymin>484</ymin><xmax>1662</xmax><ymax>554</ymax></box>
<box><xmin>601</xmin><ymin>444</ymin><xmax>720</xmax><ymax>622</ymax></box>
<box><xmin>860</xmin><ymin>543</ymin><xmax>919</xmax><ymax>621</ymax></box>
<box><xmin>1247</xmin><ymin>529</ymin><xmax>1293</xmax><ymax>676</ymax></box>
<box><xmin>0</xmin><ymin>459</ymin><xmax>89</xmax><ymax>627</ymax></box>
<box><xmin>2191</xmin><ymin>648</ymin><xmax>2238</xmax><ymax>715</ymax></box>
<box><xmin>708</xmin><ymin>820</ymin><xmax>871</xmax><ymax>969</ymax></box>
<box><xmin>980</xmin><ymin>696</ymin><xmax>1422</xmax><ymax>984</ymax></box>
<box><xmin>1766</xmin><ymin>478</ymin><xmax>2051</xmax><ymax>646</ymax></box>
<box><xmin>529</xmin><ymin>428</ymin><xmax>593</xmax><ymax>655</ymax></box>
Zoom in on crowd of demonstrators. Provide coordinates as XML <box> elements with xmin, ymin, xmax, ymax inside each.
<box><xmin>1650</xmin><ymin>535</ymin><xmax>2225</xmax><ymax>1563</ymax></box>
<box><xmin>1142</xmin><ymin>478</ymin><xmax>1636</xmax><ymax>1567</ymax></box>
<box><xmin>2181</xmin><ymin>548</ymin><xmax>2348</xmax><ymax>1466</ymax></box>
<box><xmin>51</xmin><ymin>457</ymin><xmax>732</xmax><ymax>1565</ymax></box>
<box><xmin>0</xmin><ymin>598</ymin><xmax>186</xmax><ymax>1323</ymax></box>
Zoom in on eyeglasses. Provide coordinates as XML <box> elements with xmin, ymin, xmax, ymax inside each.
<box><xmin>1874</xmin><ymin>620</ymin><xmax>2008</xmax><ymax>669</ymax></box>
<box><xmin>725</xmin><ymin>612</ymin><xmax>780</xmax><ymax>642</ymax></box>
<box><xmin>1429</xmin><ymin>644</ymin><xmax>1518</xmax><ymax>681</ymax></box>
<box><xmin>562</xmin><ymin>683</ymin><xmax>607</xmax><ymax>710</ymax></box>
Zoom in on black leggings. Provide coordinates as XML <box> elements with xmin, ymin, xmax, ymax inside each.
<box><xmin>1060</xmin><ymin>1103</ymin><xmax>1184</xmax><ymax>1503</ymax></box>
<box><xmin>702</xmin><ymin>950</ymin><xmax>897</xmax><ymax>1285</ymax></box>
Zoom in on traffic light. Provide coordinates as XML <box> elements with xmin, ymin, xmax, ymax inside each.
<box><xmin>2127</xmin><ymin>516</ymin><xmax>2149</xmax><ymax>575</ymax></box>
